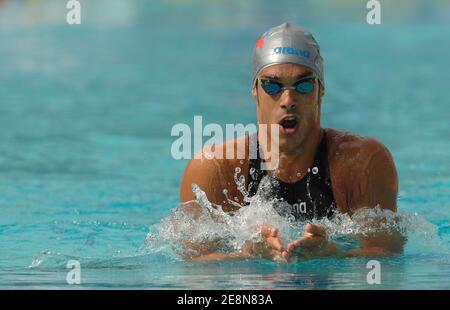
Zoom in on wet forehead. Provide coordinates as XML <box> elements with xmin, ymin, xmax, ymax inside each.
<box><xmin>259</xmin><ymin>63</ymin><xmax>313</xmax><ymax>82</ymax></box>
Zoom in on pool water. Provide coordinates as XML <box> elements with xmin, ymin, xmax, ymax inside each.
<box><xmin>0</xmin><ymin>0</ymin><xmax>449</xmax><ymax>289</ymax></box>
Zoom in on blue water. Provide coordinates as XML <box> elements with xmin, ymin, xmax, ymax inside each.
<box><xmin>0</xmin><ymin>0</ymin><xmax>449</xmax><ymax>289</ymax></box>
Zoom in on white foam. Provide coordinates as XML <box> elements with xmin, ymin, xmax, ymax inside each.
<box><xmin>142</xmin><ymin>173</ymin><xmax>447</xmax><ymax>259</ymax></box>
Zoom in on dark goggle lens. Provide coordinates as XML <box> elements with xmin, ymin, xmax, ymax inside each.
<box><xmin>262</xmin><ymin>81</ymin><xmax>281</xmax><ymax>95</ymax></box>
<box><xmin>295</xmin><ymin>80</ymin><xmax>314</xmax><ymax>94</ymax></box>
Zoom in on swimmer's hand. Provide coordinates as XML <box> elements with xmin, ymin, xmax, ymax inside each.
<box><xmin>240</xmin><ymin>224</ymin><xmax>290</xmax><ymax>264</ymax></box>
<box><xmin>286</xmin><ymin>224</ymin><xmax>342</xmax><ymax>260</ymax></box>
<box><xmin>181</xmin><ymin>224</ymin><xmax>290</xmax><ymax>263</ymax></box>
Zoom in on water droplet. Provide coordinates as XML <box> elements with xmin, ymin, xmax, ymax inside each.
<box><xmin>250</xmin><ymin>168</ymin><xmax>255</xmax><ymax>175</ymax></box>
<box><xmin>307</xmin><ymin>168</ymin><xmax>311</xmax><ymax>173</ymax></box>
<box><xmin>239</xmin><ymin>160</ymin><xmax>244</xmax><ymax>165</ymax></box>
<box><xmin>312</xmin><ymin>167</ymin><xmax>319</xmax><ymax>174</ymax></box>
<box><xmin>296</xmin><ymin>172</ymin><xmax>301</xmax><ymax>177</ymax></box>
<box><xmin>235</xmin><ymin>167</ymin><xmax>241</xmax><ymax>174</ymax></box>
<box><xmin>239</xmin><ymin>175</ymin><xmax>245</xmax><ymax>184</ymax></box>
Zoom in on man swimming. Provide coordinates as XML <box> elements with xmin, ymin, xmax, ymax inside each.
<box><xmin>179</xmin><ymin>23</ymin><xmax>403</xmax><ymax>263</ymax></box>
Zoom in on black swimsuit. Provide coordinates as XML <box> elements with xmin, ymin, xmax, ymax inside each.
<box><xmin>246</xmin><ymin>130</ymin><xmax>337</xmax><ymax>221</ymax></box>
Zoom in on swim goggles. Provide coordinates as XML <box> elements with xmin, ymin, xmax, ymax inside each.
<box><xmin>257</xmin><ymin>74</ymin><xmax>316</xmax><ymax>96</ymax></box>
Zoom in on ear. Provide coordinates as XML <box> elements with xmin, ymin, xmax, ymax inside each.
<box><xmin>319</xmin><ymin>83</ymin><xmax>325</xmax><ymax>97</ymax></box>
<box><xmin>252</xmin><ymin>84</ymin><xmax>257</xmax><ymax>98</ymax></box>
<box><xmin>317</xmin><ymin>84</ymin><xmax>324</xmax><ymax>106</ymax></box>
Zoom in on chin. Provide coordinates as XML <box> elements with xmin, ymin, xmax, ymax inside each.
<box><xmin>278</xmin><ymin>135</ymin><xmax>303</xmax><ymax>153</ymax></box>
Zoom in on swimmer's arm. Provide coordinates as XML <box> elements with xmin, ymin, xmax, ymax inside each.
<box><xmin>347</xmin><ymin>139</ymin><xmax>405</xmax><ymax>257</ymax></box>
<box><xmin>175</xmin><ymin>202</ymin><xmax>287</xmax><ymax>262</ymax></box>
<box><xmin>186</xmin><ymin>251</ymin><xmax>250</xmax><ymax>262</ymax></box>
<box><xmin>286</xmin><ymin>139</ymin><xmax>403</xmax><ymax>259</ymax></box>
<box><xmin>178</xmin><ymin>222</ymin><xmax>269</xmax><ymax>262</ymax></box>
<box><xmin>173</xmin><ymin>204</ymin><xmax>248</xmax><ymax>261</ymax></box>
<box><xmin>178</xmin><ymin>202</ymin><xmax>288</xmax><ymax>262</ymax></box>
<box><xmin>179</xmin><ymin>150</ymin><xmax>245</xmax><ymax>261</ymax></box>
<box><xmin>179</xmin><ymin>146</ymin><xmax>288</xmax><ymax>262</ymax></box>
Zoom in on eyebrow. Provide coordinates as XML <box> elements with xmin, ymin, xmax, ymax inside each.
<box><xmin>260</xmin><ymin>72</ymin><xmax>314</xmax><ymax>81</ymax></box>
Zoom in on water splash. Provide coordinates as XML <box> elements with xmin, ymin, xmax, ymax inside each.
<box><xmin>29</xmin><ymin>250</ymin><xmax>53</xmax><ymax>268</ymax></box>
<box><xmin>28</xmin><ymin>170</ymin><xmax>444</xmax><ymax>267</ymax></box>
<box><xmin>141</xmin><ymin>179</ymin><xmax>448</xmax><ymax>260</ymax></box>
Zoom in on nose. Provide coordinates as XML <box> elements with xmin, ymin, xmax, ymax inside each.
<box><xmin>279</xmin><ymin>89</ymin><xmax>297</xmax><ymax>111</ymax></box>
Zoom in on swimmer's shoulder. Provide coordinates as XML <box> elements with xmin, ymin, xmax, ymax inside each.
<box><xmin>325</xmin><ymin>128</ymin><xmax>394</xmax><ymax>169</ymax></box>
<box><xmin>180</xmin><ymin>136</ymin><xmax>249</xmax><ymax>206</ymax></box>
<box><xmin>325</xmin><ymin>128</ymin><xmax>398</xmax><ymax>212</ymax></box>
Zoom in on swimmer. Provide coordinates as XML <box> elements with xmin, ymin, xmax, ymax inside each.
<box><xmin>179</xmin><ymin>23</ymin><xmax>404</xmax><ymax>263</ymax></box>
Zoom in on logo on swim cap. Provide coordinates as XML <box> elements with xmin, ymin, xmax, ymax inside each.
<box><xmin>255</xmin><ymin>37</ymin><xmax>264</xmax><ymax>49</ymax></box>
<box><xmin>273</xmin><ymin>46</ymin><xmax>310</xmax><ymax>58</ymax></box>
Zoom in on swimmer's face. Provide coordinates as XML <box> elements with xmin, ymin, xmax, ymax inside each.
<box><xmin>252</xmin><ymin>63</ymin><xmax>324</xmax><ymax>152</ymax></box>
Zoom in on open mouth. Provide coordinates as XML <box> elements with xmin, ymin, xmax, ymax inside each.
<box><xmin>279</xmin><ymin>116</ymin><xmax>298</xmax><ymax>134</ymax></box>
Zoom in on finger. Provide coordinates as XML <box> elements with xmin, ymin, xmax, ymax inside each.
<box><xmin>281</xmin><ymin>250</ymin><xmax>294</xmax><ymax>263</ymax></box>
<box><xmin>183</xmin><ymin>241</ymin><xmax>206</xmax><ymax>252</ymax></box>
<box><xmin>305</xmin><ymin>223</ymin><xmax>326</xmax><ymax>237</ymax></box>
<box><xmin>287</xmin><ymin>235</ymin><xmax>324</xmax><ymax>252</ymax></box>
<box><xmin>260</xmin><ymin>225</ymin><xmax>278</xmax><ymax>238</ymax></box>
<box><xmin>255</xmin><ymin>243</ymin><xmax>285</xmax><ymax>263</ymax></box>
<box><xmin>287</xmin><ymin>236</ymin><xmax>310</xmax><ymax>252</ymax></box>
<box><xmin>266</xmin><ymin>248</ymin><xmax>288</xmax><ymax>263</ymax></box>
<box><xmin>266</xmin><ymin>236</ymin><xmax>285</xmax><ymax>252</ymax></box>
